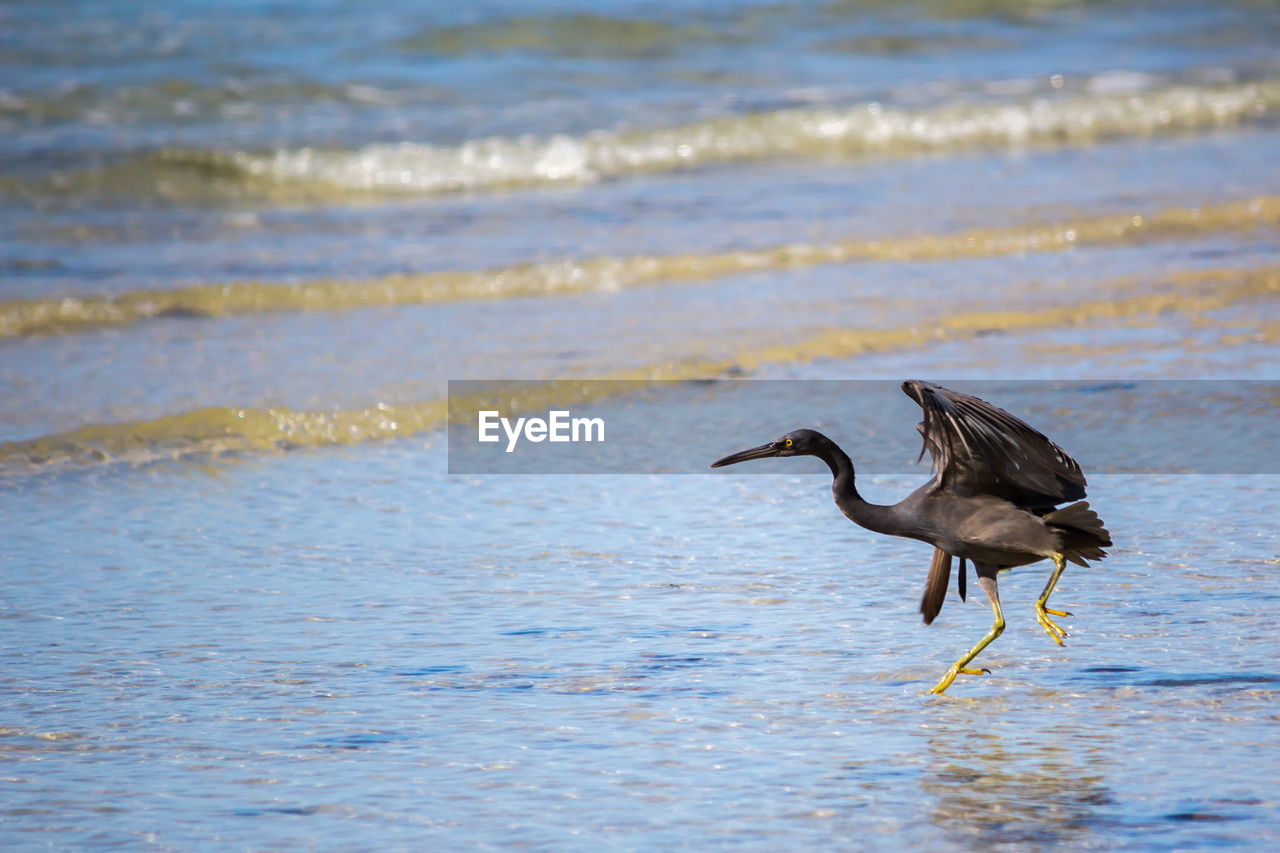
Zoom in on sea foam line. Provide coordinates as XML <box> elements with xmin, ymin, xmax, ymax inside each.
<box><xmin>176</xmin><ymin>78</ymin><xmax>1280</xmax><ymax>196</ymax></box>
<box><xmin>9</xmin><ymin>76</ymin><xmax>1279</xmax><ymax>205</ymax></box>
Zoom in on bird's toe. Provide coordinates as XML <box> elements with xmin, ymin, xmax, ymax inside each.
<box><xmin>1035</xmin><ymin>609</ymin><xmax>1069</xmax><ymax>645</ymax></box>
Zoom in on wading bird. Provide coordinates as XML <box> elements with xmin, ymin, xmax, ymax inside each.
<box><xmin>710</xmin><ymin>380</ymin><xmax>1110</xmax><ymax>694</ymax></box>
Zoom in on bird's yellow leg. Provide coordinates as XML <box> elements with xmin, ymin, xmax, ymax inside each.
<box><xmin>930</xmin><ymin>598</ymin><xmax>1005</xmax><ymax>694</ymax></box>
<box><xmin>1035</xmin><ymin>553</ymin><xmax>1071</xmax><ymax>645</ymax></box>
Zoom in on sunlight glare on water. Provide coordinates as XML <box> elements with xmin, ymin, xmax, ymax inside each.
<box><xmin>5</xmin><ymin>453</ymin><xmax>1280</xmax><ymax>848</ymax></box>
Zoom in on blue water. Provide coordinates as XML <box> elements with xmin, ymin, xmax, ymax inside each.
<box><xmin>4</xmin><ymin>0</ymin><xmax>1280</xmax><ymax>847</ymax></box>
<box><xmin>6</xmin><ymin>449</ymin><xmax>1280</xmax><ymax>848</ymax></box>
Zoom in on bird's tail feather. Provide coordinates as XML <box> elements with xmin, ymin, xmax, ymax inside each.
<box><xmin>920</xmin><ymin>548</ymin><xmax>952</xmax><ymax>625</ymax></box>
<box><xmin>1043</xmin><ymin>500</ymin><xmax>1112</xmax><ymax>565</ymax></box>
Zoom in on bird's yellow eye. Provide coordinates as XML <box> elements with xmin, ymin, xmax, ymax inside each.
<box><xmin>784</xmin><ymin>438</ymin><xmax>793</xmax><ymax>448</ymax></box>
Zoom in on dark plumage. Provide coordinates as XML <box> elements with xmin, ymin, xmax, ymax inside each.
<box><xmin>710</xmin><ymin>380</ymin><xmax>1112</xmax><ymax>694</ymax></box>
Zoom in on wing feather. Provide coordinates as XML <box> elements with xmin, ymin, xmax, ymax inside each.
<box><xmin>902</xmin><ymin>380</ymin><xmax>1086</xmax><ymax>508</ymax></box>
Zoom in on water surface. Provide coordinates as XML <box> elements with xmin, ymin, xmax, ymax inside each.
<box><xmin>3</xmin><ymin>0</ymin><xmax>1279</xmax><ymax>848</ymax></box>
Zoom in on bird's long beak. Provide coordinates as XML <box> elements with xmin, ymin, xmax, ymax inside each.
<box><xmin>710</xmin><ymin>441</ymin><xmax>781</xmax><ymax>468</ymax></box>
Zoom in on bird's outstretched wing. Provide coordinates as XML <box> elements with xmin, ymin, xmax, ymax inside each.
<box><xmin>902</xmin><ymin>380</ymin><xmax>1086</xmax><ymax>508</ymax></box>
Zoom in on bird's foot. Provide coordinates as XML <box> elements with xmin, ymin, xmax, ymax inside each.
<box><xmin>929</xmin><ymin>665</ymin><xmax>990</xmax><ymax>695</ymax></box>
<box><xmin>1035</xmin><ymin>603</ymin><xmax>1069</xmax><ymax>645</ymax></box>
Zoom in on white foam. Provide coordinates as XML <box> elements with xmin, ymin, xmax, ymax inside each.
<box><xmin>219</xmin><ymin>77</ymin><xmax>1280</xmax><ymax>197</ymax></box>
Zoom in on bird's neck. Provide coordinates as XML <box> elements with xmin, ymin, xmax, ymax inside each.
<box><xmin>817</xmin><ymin>438</ymin><xmax>904</xmax><ymax>537</ymax></box>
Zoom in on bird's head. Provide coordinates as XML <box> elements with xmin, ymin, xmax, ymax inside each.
<box><xmin>710</xmin><ymin>428</ymin><xmax>827</xmax><ymax>468</ymax></box>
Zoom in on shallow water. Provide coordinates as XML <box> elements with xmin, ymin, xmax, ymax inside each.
<box><xmin>6</xmin><ymin>456</ymin><xmax>1280</xmax><ymax>849</ymax></box>
<box><xmin>3</xmin><ymin>0</ymin><xmax>1280</xmax><ymax>848</ymax></box>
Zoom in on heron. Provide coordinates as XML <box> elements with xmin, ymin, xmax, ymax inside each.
<box><xmin>710</xmin><ymin>380</ymin><xmax>1111</xmax><ymax>694</ymax></box>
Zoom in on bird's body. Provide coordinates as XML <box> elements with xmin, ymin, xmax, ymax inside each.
<box><xmin>711</xmin><ymin>380</ymin><xmax>1111</xmax><ymax>694</ymax></box>
<box><xmin>887</xmin><ymin>492</ymin><xmax>1058</xmax><ymax>565</ymax></box>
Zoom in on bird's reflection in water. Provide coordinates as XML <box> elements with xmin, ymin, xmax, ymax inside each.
<box><xmin>919</xmin><ymin>704</ymin><xmax>1117</xmax><ymax>845</ymax></box>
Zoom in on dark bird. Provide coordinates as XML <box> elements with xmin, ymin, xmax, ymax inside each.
<box><xmin>710</xmin><ymin>380</ymin><xmax>1111</xmax><ymax>694</ymax></box>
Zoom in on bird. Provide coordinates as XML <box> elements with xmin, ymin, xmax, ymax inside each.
<box><xmin>709</xmin><ymin>379</ymin><xmax>1111</xmax><ymax>694</ymax></box>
